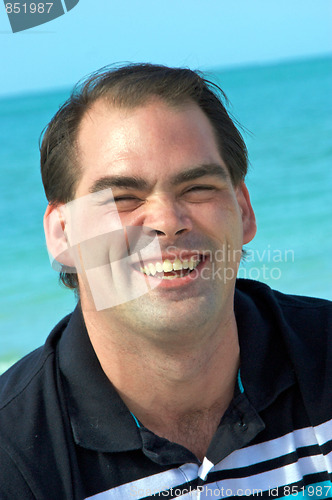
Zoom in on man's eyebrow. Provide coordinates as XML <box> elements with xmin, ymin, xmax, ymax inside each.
<box><xmin>170</xmin><ymin>164</ymin><xmax>229</xmax><ymax>185</ymax></box>
<box><xmin>88</xmin><ymin>164</ymin><xmax>229</xmax><ymax>194</ymax></box>
<box><xmin>89</xmin><ymin>175</ymin><xmax>149</xmax><ymax>194</ymax></box>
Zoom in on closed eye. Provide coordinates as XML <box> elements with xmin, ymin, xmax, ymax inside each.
<box><xmin>186</xmin><ymin>186</ymin><xmax>215</xmax><ymax>192</ymax></box>
<box><xmin>113</xmin><ymin>196</ymin><xmax>144</xmax><ymax>211</ymax></box>
<box><xmin>182</xmin><ymin>185</ymin><xmax>217</xmax><ymax>202</ymax></box>
<box><xmin>95</xmin><ymin>194</ymin><xmax>144</xmax><ymax>212</ymax></box>
<box><xmin>114</xmin><ymin>196</ymin><xmax>141</xmax><ymax>202</ymax></box>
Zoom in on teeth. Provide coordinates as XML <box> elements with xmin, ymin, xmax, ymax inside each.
<box><xmin>163</xmin><ymin>260</ymin><xmax>173</xmax><ymax>272</ymax></box>
<box><xmin>148</xmin><ymin>263</ymin><xmax>156</xmax><ymax>276</ymax></box>
<box><xmin>172</xmin><ymin>258</ymin><xmax>182</xmax><ymax>271</ymax></box>
<box><xmin>155</xmin><ymin>262</ymin><xmax>163</xmax><ymax>273</ymax></box>
<box><xmin>140</xmin><ymin>256</ymin><xmax>201</xmax><ymax>278</ymax></box>
<box><xmin>139</xmin><ymin>266</ymin><xmax>150</xmax><ymax>275</ymax></box>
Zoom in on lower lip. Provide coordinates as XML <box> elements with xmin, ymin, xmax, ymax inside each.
<box><xmin>135</xmin><ymin>258</ymin><xmax>207</xmax><ymax>289</ymax></box>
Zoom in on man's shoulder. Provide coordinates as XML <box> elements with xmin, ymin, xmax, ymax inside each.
<box><xmin>270</xmin><ymin>286</ymin><xmax>332</xmax><ymax>310</ymax></box>
<box><xmin>0</xmin><ymin>311</ymin><xmax>78</xmax><ymax>498</ymax></box>
<box><xmin>236</xmin><ymin>278</ymin><xmax>332</xmax><ymax>324</ymax></box>
<box><xmin>236</xmin><ymin>279</ymin><xmax>332</xmax><ymax>424</ymax></box>
<box><xmin>0</xmin><ymin>312</ymin><xmax>72</xmax><ymax>412</ymax></box>
<box><xmin>236</xmin><ymin>278</ymin><xmax>332</xmax><ymax>365</ymax></box>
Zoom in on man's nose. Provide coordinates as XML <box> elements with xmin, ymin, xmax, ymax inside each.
<box><xmin>142</xmin><ymin>195</ymin><xmax>192</xmax><ymax>239</ymax></box>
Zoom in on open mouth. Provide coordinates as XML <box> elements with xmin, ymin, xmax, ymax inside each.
<box><xmin>139</xmin><ymin>256</ymin><xmax>202</xmax><ymax>280</ymax></box>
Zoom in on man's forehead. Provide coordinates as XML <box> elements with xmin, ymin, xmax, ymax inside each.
<box><xmin>76</xmin><ymin>96</ymin><xmax>220</xmax><ymax>161</ymax></box>
<box><xmin>74</xmin><ymin>96</ymin><xmax>228</xmax><ymax>198</ymax></box>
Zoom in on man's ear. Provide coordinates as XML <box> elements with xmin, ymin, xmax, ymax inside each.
<box><xmin>43</xmin><ymin>204</ymin><xmax>76</xmax><ymax>271</ymax></box>
<box><xmin>236</xmin><ymin>182</ymin><xmax>257</xmax><ymax>245</ymax></box>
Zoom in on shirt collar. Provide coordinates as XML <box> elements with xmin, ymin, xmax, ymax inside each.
<box><xmin>235</xmin><ymin>279</ymin><xmax>295</xmax><ymax>411</ymax></box>
<box><xmin>58</xmin><ymin>304</ymin><xmax>142</xmax><ymax>453</ymax></box>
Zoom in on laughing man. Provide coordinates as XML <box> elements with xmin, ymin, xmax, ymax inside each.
<box><xmin>0</xmin><ymin>64</ymin><xmax>331</xmax><ymax>499</ymax></box>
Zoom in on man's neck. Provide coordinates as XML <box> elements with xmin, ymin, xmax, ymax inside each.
<box><xmin>83</xmin><ymin>308</ymin><xmax>240</xmax><ymax>460</ymax></box>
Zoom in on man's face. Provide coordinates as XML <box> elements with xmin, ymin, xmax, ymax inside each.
<box><xmin>69</xmin><ymin>98</ymin><xmax>255</xmax><ymax>338</ymax></box>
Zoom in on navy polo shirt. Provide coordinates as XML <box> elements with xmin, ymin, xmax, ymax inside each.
<box><xmin>0</xmin><ymin>279</ymin><xmax>331</xmax><ymax>499</ymax></box>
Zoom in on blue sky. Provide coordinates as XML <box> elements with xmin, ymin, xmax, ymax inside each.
<box><xmin>1</xmin><ymin>0</ymin><xmax>331</xmax><ymax>96</ymax></box>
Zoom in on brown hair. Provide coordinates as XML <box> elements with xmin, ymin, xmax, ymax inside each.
<box><xmin>40</xmin><ymin>63</ymin><xmax>249</xmax><ymax>290</ymax></box>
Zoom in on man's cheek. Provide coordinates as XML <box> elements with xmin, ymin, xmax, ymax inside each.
<box><xmin>47</xmin><ymin>218</ymin><xmax>163</xmax><ymax>311</ymax></box>
<box><xmin>61</xmin><ymin>191</ymin><xmax>123</xmax><ymax>247</ymax></box>
<box><xmin>79</xmin><ymin>228</ymin><xmax>162</xmax><ymax>311</ymax></box>
<box><xmin>46</xmin><ymin>191</ymin><xmax>163</xmax><ymax>311</ymax></box>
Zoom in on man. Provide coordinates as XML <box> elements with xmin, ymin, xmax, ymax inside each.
<box><xmin>0</xmin><ymin>64</ymin><xmax>331</xmax><ymax>499</ymax></box>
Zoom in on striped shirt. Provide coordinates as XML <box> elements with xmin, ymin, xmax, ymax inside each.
<box><xmin>0</xmin><ymin>279</ymin><xmax>331</xmax><ymax>499</ymax></box>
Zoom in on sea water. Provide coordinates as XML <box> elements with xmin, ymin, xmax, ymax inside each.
<box><xmin>1</xmin><ymin>55</ymin><xmax>331</xmax><ymax>373</ymax></box>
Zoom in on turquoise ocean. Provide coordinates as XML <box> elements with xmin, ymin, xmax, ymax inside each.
<box><xmin>1</xmin><ymin>56</ymin><xmax>331</xmax><ymax>374</ymax></box>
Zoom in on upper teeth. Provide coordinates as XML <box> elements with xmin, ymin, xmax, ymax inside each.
<box><xmin>140</xmin><ymin>257</ymin><xmax>200</xmax><ymax>276</ymax></box>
